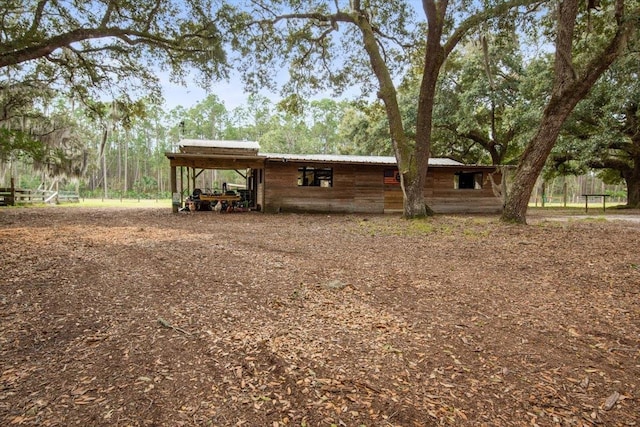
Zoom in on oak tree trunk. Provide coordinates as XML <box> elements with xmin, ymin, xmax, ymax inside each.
<box><xmin>502</xmin><ymin>110</ymin><xmax>573</xmax><ymax>223</ymax></box>
<box><xmin>501</xmin><ymin>0</ymin><xmax>632</xmax><ymax>223</ymax></box>
<box><xmin>624</xmin><ymin>161</ymin><xmax>640</xmax><ymax>208</ymax></box>
<box><xmin>401</xmin><ymin>166</ymin><xmax>432</xmax><ymax>218</ymax></box>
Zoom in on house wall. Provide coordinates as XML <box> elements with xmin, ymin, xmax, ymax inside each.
<box><xmin>264</xmin><ymin>161</ymin><xmax>383</xmax><ymax>213</ymax></box>
<box><xmin>432</xmin><ymin>168</ymin><xmax>504</xmax><ymax>213</ymax></box>
<box><xmin>264</xmin><ymin>161</ymin><xmax>503</xmax><ymax>214</ymax></box>
<box><xmin>385</xmin><ymin>168</ymin><xmax>504</xmax><ymax>214</ymax></box>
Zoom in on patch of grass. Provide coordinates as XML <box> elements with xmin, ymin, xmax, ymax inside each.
<box><xmin>355</xmin><ymin>216</ymin><xmax>497</xmax><ymax>237</ymax></box>
<box><xmin>438</xmin><ymin>224</ymin><xmax>455</xmax><ymax>234</ymax></box>
<box><xmin>580</xmin><ymin>216</ymin><xmax>608</xmax><ymax>222</ymax></box>
<box><xmin>462</xmin><ymin>228</ymin><xmax>490</xmax><ymax>238</ymax></box>
<box><xmin>5</xmin><ymin>198</ymin><xmax>172</xmax><ymax>209</ymax></box>
<box><xmin>355</xmin><ymin>217</ymin><xmax>438</xmax><ymax>236</ymax></box>
<box><xmin>75</xmin><ymin>198</ymin><xmax>171</xmax><ymax>208</ymax></box>
<box><xmin>407</xmin><ymin>218</ymin><xmax>434</xmax><ymax>234</ymax></box>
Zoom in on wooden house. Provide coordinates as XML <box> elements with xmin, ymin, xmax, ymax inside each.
<box><xmin>166</xmin><ymin>140</ymin><xmax>504</xmax><ymax>214</ymax></box>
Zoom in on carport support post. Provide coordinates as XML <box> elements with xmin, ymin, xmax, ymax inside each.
<box><xmin>170</xmin><ymin>165</ymin><xmax>179</xmax><ymax>213</ymax></box>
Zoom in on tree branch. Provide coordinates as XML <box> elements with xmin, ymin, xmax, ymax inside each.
<box><xmin>0</xmin><ymin>26</ymin><xmax>213</xmax><ymax>69</ymax></box>
<box><xmin>28</xmin><ymin>0</ymin><xmax>49</xmax><ymax>35</ymax></box>
<box><xmin>444</xmin><ymin>0</ymin><xmax>549</xmax><ymax>57</ymax></box>
<box><xmin>588</xmin><ymin>157</ymin><xmax>633</xmax><ymax>174</ymax></box>
<box><xmin>100</xmin><ymin>1</ymin><xmax>116</xmax><ymax>28</ymax></box>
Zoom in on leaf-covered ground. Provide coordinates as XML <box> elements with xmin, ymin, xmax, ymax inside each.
<box><xmin>1</xmin><ymin>207</ymin><xmax>639</xmax><ymax>426</ymax></box>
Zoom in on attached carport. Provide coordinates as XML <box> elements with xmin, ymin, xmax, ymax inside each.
<box><xmin>165</xmin><ymin>140</ymin><xmax>266</xmax><ymax>213</ymax></box>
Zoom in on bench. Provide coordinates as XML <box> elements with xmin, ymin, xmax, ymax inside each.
<box><xmin>582</xmin><ymin>194</ymin><xmax>609</xmax><ymax>213</ymax></box>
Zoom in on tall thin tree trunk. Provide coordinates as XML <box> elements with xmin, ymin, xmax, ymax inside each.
<box><xmin>124</xmin><ymin>130</ymin><xmax>129</xmax><ymax>194</ymax></box>
<box><xmin>101</xmin><ymin>129</ymin><xmax>108</xmax><ymax>199</ymax></box>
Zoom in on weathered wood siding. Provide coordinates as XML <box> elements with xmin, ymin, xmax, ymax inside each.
<box><xmin>264</xmin><ymin>162</ymin><xmax>383</xmax><ymax>213</ymax></box>
<box><xmin>431</xmin><ymin>168</ymin><xmax>503</xmax><ymax>213</ymax></box>
<box><xmin>384</xmin><ymin>168</ymin><xmax>503</xmax><ymax>214</ymax></box>
<box><xmin>264</xmin><ymin>161</ymin><xmax>502</xmax><ymax>214</ymax></box>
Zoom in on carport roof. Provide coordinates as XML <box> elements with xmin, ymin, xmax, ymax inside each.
<box><xmin>179</xmin><ymin>139</ymin><xmax>260</xmax><ymax>151</ymax></box>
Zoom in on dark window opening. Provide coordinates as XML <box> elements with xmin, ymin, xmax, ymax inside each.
<box><xmin>298</xmin><ymin>167</ymin><xmax>333</xmax><ymax>187</ymax></box>
<box><xmin>455</xmin><ymin>172</ymin><xmax>483</xmax><ymax>189</ymax></box>
<box><xmin>384</xmin><ymin>169</ymin><xmax>401</xmax><ymax>184</ymax></box>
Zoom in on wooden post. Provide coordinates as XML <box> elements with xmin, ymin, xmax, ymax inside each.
<box><xmin>170</xmin><ymin>165</ymin><xmax>179</xmax><ymax>213</ymax></box>
<box><xmin>180</xmin><ymin>166</ymin><xmax>184</xmax><ymax>206</ymax></box>
<box><xmin>10</xmin><ymin>177</ymin><xmax>15</xmax><ymax>206</ymax></box>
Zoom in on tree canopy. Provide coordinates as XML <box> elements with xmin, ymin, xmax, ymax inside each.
<box><xmin>229</xmin><ymin>0</ymin><xmax>548</xmax><ymax>218</ymax></box>
<box><xmin>0</xmin><ymin>0</ymin><xmax>228</xmax><ymax>102</ymax></box>
<box><xmin>552</xmin><ymin>34</ymin><xmax>640</xmax><ymax>208</ymax></box>
<box><xmin>501</xmin><ymin>0</ymin><xmax>638</xmax><ymax>223</ymax></box>
<box><xmin>0</xmin><ymin>0</ymin><xmax>231</xmax><ymax>183</ymax></box>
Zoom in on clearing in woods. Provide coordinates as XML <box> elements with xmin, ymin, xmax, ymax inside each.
<box><xmin>0</xmin><ymin>207</ymin><xmax>639</xmax><ymax>426</ymax></box>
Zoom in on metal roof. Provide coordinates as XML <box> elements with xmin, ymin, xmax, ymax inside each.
<box><xmin>179</xmin><ymin>139</ymin><xmax>260</xmax><ymax>150</ymax></box>
<box><xmin>174</xmin><ymin>140</ymin><xmax>489</xmax><ymax>167</ymax></box>
<box><xmin>261</xmin><ymin>152</ymin><xmax>464</xmax><ymax>166</ymax></box>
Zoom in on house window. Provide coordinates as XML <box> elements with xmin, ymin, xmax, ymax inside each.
<box><xmin>455</xmin><ymin>172</ymin><xmax>483</xmax><ymax>189</ymax></box>
<box><xmin>298</xmin><ymin>167</ymin><xmax>333</xmax><ymax>187</ymax></box>
<box><xmin>384</xmin><ymin>169</ymin><xmax>401</xmax><ymax>185</ymax></box>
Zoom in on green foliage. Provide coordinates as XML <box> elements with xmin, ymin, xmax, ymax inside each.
<box><xmin>1</xmin><ymin>83</ymin><xmax>88</xmax><ymax>179</ymax></box>
<box><xmin>0</xmin><ymin>129</ymin><xmax>46</xmax><ymax>163</ymax></box>
<box><xmin>0</xmin><ymin>0</ymin><xmax>230</xmax><ymax>104</ymax></box>
<box><xmin>427</xmin><ymin>30</ymin><xmax>547</xmax><ymax>165</ymax></box>
<box><xmin>337</xmin><ymin>103</ymin><xmax>393</xmax><ymax>156</ymax></box>
<box><xmin>598</xmin><ymin>168</ymin><xmax>624</xmax><ymax>185</ymax></box>
<box><xmin>178</xmin><ymin>95</ymin><xmax>228</xmax><ymax>140</ymax></box>
<box><xmin>551</xmin><ymin>31</ymin><xmax>640</xmax><ymax>204</ymax></box>
<box><xmin>229</xmin><ymin>1</ymin><xmax>421</xmax><ymax>100</ymax></box>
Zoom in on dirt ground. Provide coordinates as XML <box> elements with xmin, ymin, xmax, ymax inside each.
<box><xmin>1</xmin><ymin>206</ymin><xmax>639</xmax><ymax>427</ymax></box>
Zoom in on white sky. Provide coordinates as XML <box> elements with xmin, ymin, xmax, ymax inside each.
<box><xmin>159</xmin><ymin>0</ymin><xmax>426</xmax><ymax>111</ymax></box>
<box><xmin>160</xmin><ymin>70</ymin><xmax>363</xmax><ymax>113</ymax></box>
<box><xmin>161</xmin><ymin>74</ymin><xmax>258</xmax><ymax>111</ymax></box>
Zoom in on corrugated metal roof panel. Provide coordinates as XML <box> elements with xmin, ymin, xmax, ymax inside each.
<box><xmin>179</xmin><ymin>139</ymin><xmax>260</xmax><ymax>150</ymax></box>
<box><xmin>174</xmin><ymin>140</ymin><xmax>477</xmax><ymax>167</ymax></box>
<box><xmin>261</xmin><ymin>152</ymin><xmax>463</xmax><ymax>166</ymax></box>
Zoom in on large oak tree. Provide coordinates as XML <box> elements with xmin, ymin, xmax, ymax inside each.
<box><xmin>552</xmin><ymin>38</ymin><xmax>640</xmax><ymax>208</ymax></box>
<box><xmin>501</xmin><ymin>0</ymin><xmax>637</xmax><ymax>223</ymax></box>
<box><xmin>231</xmin><ymin>0</ymin><xmax>545</xmax><ymax>218</ymax></box>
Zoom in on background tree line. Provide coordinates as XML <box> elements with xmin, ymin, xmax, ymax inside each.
<box><xmin>1</xmin><ymin>0</ymin><xmax>638</xmax><ymax>221</ymax></box>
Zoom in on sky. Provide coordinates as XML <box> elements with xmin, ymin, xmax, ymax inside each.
<box><xmin>159</xmin><ymin>69</ymin><xmax>361</xmax><ymax>113</ymax></box>
<box><xmin>160</xmin><ymin>73</ymin><xmax>259</xmax><ymax>112</ymax></box>
<box><xmin>158</xmin><ymin>0</ymin><xmax>427</xmax><ymax>112</ymax></box>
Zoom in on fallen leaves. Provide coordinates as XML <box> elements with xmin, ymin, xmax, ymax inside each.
<box><xmin>1</xmin><ymin>208</ymin><xmax>639</xmax><ymax>426</ymax></box>
<box><xmin>602</xmin><ymin>391</ymin><xmax>620</xmax><ymax>411</ymax></box>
